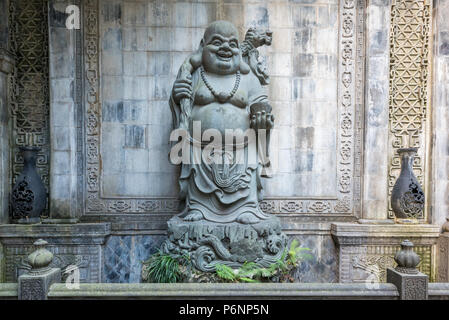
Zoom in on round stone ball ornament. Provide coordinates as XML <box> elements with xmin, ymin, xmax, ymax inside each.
<box><xmin>27</xmin><ymin>239</ymin><xmax>53</xmax><ymax>275</ymax></box>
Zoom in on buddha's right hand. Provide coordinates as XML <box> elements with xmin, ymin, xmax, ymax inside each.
<box><xmin>173</xmin><ymin>75</ymin><xmax>192</xmax><ymax>105</ymax></box>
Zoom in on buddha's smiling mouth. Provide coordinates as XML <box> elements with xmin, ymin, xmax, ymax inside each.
<box><xmin>216</xmin><ymin>50</ymin><xmax>233</xmax><ymax>61</ymax></box>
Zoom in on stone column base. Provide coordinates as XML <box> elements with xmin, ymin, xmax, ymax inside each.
<box><xmin>18</xmin><ymin>268</ymin><xmax>61</xmax><ymax>300</ymax></box>
<box><xmin>387</xmin><ymin>267</ymin><xmax>428</xmax><ymax>300</ymax></box>
<box><xmin>331</xmin><ymin>223</ymin><xmax>440</xmax><ymax>283</ymax></box>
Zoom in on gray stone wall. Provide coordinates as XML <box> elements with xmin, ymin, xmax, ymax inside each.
<box><xmin>98</xmin><ymin>0</ymin><xmax>340</xmax><ymax>199</ymax></box>
<box><xmin>362</xmin><ymin>0</ymin><xmax>391</xmax><ymax>220</ymax></box>
<box><xmin>0</xmin><ymin>71</ymin><xmax>9</xmax><ymax>225</ymax></box>
<box><xmin>48</xmin><ymin>0</ymin><xmax>82</xmax><ymax>220</ymax></box>
<box><xmin>103</xmin><ymin>234</ymin><xmax>166</xmax><ymax>283</ymax></box>
<box><xmin>432</xmin><ymin>0</ymin><xmax>449</xmax><ymax>227</ymax></box>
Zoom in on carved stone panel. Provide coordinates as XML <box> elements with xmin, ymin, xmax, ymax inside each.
<box><xmin>8</xmin><ymin>0</ymin><xmax>51</xmax><ymax>218</ymax></box>
<box><xmin>387</xmin><ymin>0</ymin><xmax>432</xmax><ymax>219</ymax></box>
<box><xmin>339</xmin><ymin>245</ymin><xmax>434</xmax><ymax>283</ymax></box>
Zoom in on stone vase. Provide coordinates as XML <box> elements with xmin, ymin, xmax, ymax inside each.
<box><xmin>11</xmin><ymin>146</ymin><xmax>47</xmax><ymax>224</ymax></box>
<box><xmin>391</xmin><ymin>147</ymin><xmax>425</xmax><ymax>219</ymax></box>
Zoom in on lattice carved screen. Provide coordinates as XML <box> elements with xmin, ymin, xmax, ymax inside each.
<box><xmin>388</xmin><ymin>0</ymin><xmax>432</xmax><ymax>219</ymax></box>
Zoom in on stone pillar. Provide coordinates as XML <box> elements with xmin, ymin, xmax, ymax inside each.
<box><xmin>46</xmin><ymin>0</ymin><xmax>80</xmax><ymax>223</ymax></box>
<box><xmin>387</xmin><ymin>240</ymin><xmax>428</xmax><ymax>300</ymax></box>
<box><xmin>0</xmin><ymin>49</ymin><xmax>13</xmax><ymax>225</ymax></box>
<box><xmin>0</xmin><ymin>0</ymin><xmax>13</xmax><ymax>225</ymax></box>
<box><xmin>431</xmin><ymin>0</ymin><xmax>449</xmax><ymax>227</ymax></box>
<box><xmin>360</xmin><ymin>0</ymin><xmax>392</xmax><ymax>223</ymax></box>
<box><xmin>18</xmin><ymin>239</ymin><xmax>61</xmax><ymax>300</ymax></box>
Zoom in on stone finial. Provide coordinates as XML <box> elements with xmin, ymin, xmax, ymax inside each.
<box><xmin>27</xmin><ymin>239</ymin><xmax>53</xmax><ymax>275</ymax></box>
<box><xmin>394</xmin><ymin>240</ymin><xmax>420</xmax><ymax>274</ymax></box>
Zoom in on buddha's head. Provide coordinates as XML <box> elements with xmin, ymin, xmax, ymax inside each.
<box><xmin>201</xmin><ymin>21</ymin><xmax>241</xmax><ymax>75</ymax></box>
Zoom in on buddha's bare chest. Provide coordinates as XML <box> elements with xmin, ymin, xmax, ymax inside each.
<box><xmin>193</xmin><ymin>75</ymin><xmax>248</xmax><ymax>108</ymax></box>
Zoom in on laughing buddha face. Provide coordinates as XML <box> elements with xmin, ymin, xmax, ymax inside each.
<box><xmin>201</xmin><ymin>21</ymin><xmax>241</xmax><ymax>75</ymax></box>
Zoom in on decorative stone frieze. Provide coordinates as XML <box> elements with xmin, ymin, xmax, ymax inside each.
<box><xmin>331</xmin><ymin>223</ymin><xmax>440</xmax><ymax>282</ymax></box>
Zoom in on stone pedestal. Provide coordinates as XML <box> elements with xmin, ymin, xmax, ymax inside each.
<box><xmin>387</xmin><ymin>268</ymin><xmax>428</xmax><ymax>300</ymax></box>
<box><xmin>18</xmin><ymin>267</ymin><xmax>61</xmax><ymax>300</ymax></box>
<box><xmin>161</xmin><ymin>216</ymin><xmax>287</xmax><ymax>272</ymax></box>
<box><xmin>331</xmin><ymin>223</ymin><xmax>440</xmax><ymax>283</ymax></box>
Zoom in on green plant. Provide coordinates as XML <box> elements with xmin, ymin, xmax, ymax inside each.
<box><xmin>142</xmin><ymin>240</ymin><xmax>313</xmax><ymax>283</ymax></box>
<box><xmin>214</xmin><ymin>240</ymin><xmax>313</xmax><ymax>283</ymax></box>
<box><xmin>141</xmin><ymin>250</ymin><xmax>190</xmax><ymax>283</ymax></box>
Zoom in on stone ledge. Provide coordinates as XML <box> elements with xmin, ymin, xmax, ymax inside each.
<box><xmin>0</xmin><ymin>283</ymin><xmax>18</xmax><ymax>299</ymax></box>
<box><xmin>331</xmin><ymin>223</ymin><xmax>441</xmax><ymax>246</ymax></box>
<box><xmin>0</xmin><ymin>223</ymin><xmax>111</xmax><ymax>245</ymax></box>
<box><xmin>428</xmin><ymin>283</ymin><xmax>449</xmax><ymax>300</ymax></box>
<box><xmin>47</xmin><ymin>283</ymin><xmax>399</xmax><ymax>300</ymax></box>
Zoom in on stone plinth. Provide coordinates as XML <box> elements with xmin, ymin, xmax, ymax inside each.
<box><xmin>161</xmin><ymin>216</ymin><xmax>287</xmax><ymax>272</ymax></box>
<box><xmin>331</xmin><ymin>223</ymin><xmax>440</xmax><ymax>283</ymax></box>
<box><xmin>18</xmin><ymin>267</ymin><xmax>61</xmax><ymax>300</ymax></box>
<box><xmin>387</xmin><ymin>268</ymin><xmax>428</xmax><ymax>300</ymax></box>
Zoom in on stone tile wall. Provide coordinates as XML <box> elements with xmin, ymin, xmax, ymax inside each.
<box><xmin>103</xmin><ymin>232</ymin><xmax>337</xmax><ymax>283</ymax></box>
<box><xmin>99</xmin><ymin>0</ymin><xmax>340</xmax><ymax>198</ymax></box>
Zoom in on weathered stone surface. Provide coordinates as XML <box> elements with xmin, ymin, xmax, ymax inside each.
<box><xmin>332</xmin><ymin>223</ymin><xmax>440</xmax><ymax>283</ymax></box>
<box><xmin>362</xmin><ymin>0</ymin><xmax>391</xmax><ymax>221</ymax></box>
<box><xmin>103</xmin><ymin>235</ymin><xmax>166</xmax><ymax>283</ymax></box>
<box><xmin>47</xmin><ymin>282</ymin><xmax>400</xmax><ymax>300</ymax></box>
<box><xmin>48</xmin><ymin>0</ymin><xmax>81</xmax><ymax>221</ymax></box>
<box><xmin>432</xmin><ymin>0</ymin><xmax>449</xmax><ymax>228</ymax></box>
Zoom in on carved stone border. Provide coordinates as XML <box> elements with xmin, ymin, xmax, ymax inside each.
<box><xmin>83</xmin><ymin>0</ymin><xmax>364</xmax><ymax>217</ymax></box>
<box><xmin>338</xmin><ymin>245</ymin><xmax>434</xmax><ymax>283</ymax></box>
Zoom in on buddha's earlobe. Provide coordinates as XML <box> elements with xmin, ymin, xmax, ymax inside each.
<box><xmin>239</xmin><ymin>58</ymin><xmax>250</xmax><ymax>74</ymax></box>
<box><xmin>190</xmin><ymin>40</ymin><xmax>204</xmax><ymax>69</ymax></box>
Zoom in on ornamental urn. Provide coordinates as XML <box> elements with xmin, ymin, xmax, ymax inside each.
<box><xmin>391</xmin><ymin>148</ymin><xmax>424</xmax><ymax>220</ymax></box>
<box><xmin>11</xmin><ymin>146</ymin><xmax>47</xmax><ymax>223</ymax></box>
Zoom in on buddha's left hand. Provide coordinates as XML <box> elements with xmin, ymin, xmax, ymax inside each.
<box><xmin>250</xmin><ymin>111</ymin><xmax>275</xmax><ymax>131</ymax></box>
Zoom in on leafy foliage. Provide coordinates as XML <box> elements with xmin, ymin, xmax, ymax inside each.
<box><xmin>142</xmin><ymin>240</ymin><xmax>313</xmax><ymax>283</ymax></box>
<box><xmin>214</xmin><ymin>240</ymin><xmax>313</xmax><ymax>283</ymax></box>
<box><xmin>141</xmin><ymin>250</ymin><xmax>190</xmax><ymax>283</ymax></box>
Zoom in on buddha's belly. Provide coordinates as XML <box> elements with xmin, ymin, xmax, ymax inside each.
<box><xmin>191</xmin><ymin>103</ymin><xmax>250</xmax><ymax>136</ymax></box>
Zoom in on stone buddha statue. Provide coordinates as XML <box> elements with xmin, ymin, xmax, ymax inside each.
<box><xmin>163</xmin><ymin>21</ymin><xmax>287</xmax><ymax>272</ymax></box>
